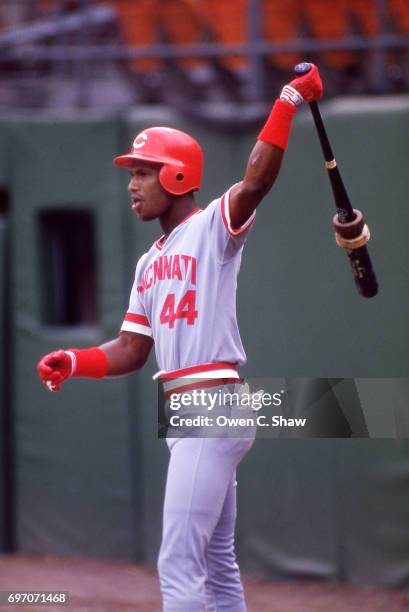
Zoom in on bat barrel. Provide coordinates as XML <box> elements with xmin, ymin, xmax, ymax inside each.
<box><xmin>347</xmin><ymin>247</ymin><xmax>379</xmax><ymax>298</ymax></box>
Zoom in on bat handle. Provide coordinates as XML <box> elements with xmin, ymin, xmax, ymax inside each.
<box><xmin>294</xmin><ymin>62</ymin><xmax>313</xmax><ymax>76</ymax></box>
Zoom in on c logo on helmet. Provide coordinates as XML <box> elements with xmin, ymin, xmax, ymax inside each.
<box><xmin>133</xmin><ymin>133</ymin><xmax>148</xmax><ymax>150</ymax></box>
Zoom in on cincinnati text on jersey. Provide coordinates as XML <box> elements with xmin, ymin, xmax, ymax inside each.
<box><xmin>137</xmin><ymin>254</ymin><xmax>197</xmax><ymax>293</ymax></box>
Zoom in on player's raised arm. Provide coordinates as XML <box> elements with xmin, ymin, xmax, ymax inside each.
<box><xmin>36</xmin><ymin>332</ymin><xmax>153</xmax><ymax>392</ymax></box>
<box><xmin>229</xmin><ymin>63</ymin><xmax>323</xmax><ymax>230</ymax></box>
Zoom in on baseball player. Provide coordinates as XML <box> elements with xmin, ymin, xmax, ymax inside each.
<box><xmin>37</xmin><ymin>64</ymin><xmax>323</xmax><ymax>611</ymax></box>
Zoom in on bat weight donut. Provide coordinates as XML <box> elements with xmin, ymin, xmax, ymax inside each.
<box><xmin>333</xmin><ymin>209</ymin><xmax>370</xmax><ymax>250</ymax></box>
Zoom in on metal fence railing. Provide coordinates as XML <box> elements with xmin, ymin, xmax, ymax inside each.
<box><xmin>0</xmin><ymin>0</ymin><xmax>408</xmax><ymax>113</ymax></box>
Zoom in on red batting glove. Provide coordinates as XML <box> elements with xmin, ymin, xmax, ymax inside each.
<box><xmin>37</xmin><ymin>350</ymin><xmax>73</xmax><ymax>392</ymax></box>
<box><xmin>280</xmin><ymin>63</ymin><xmax>323</xmax><ymax>106</ymax></box>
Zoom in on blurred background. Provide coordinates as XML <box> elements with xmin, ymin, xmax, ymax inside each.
<box><xmin>0</xmin><ymin>0</ymin><xmax>408</xmax><ymax>116</ymax></box>
<box><xmin>0</xmin><ymin>1</ymin><xmax>408</xmax><ymax>609</ymax></box>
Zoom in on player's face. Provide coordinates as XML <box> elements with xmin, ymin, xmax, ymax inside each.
<box><xmin>128</xmin><ymin>162</ymin><xmax>172</xmax><ymax>221</ymax></box>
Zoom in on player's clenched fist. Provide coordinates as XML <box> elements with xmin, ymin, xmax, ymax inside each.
<box><xmin>37</xmin><ymin>346</ymin><xmax>108</xmax><ymax>392</ymax></box>
<box><xmin>280</xmin><ymin>63</ymin><xmax>323</xmax><ymax>106</ymax></box>
<box><xmin>36</xmin><ymin>350</ymin><xmax>73</xmax><ymax>392</ymax></box>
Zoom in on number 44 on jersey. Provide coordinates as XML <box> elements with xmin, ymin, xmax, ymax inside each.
<box><xmin>160</xmin><ymin>290</ymin><xmax>198</xmax><ymax>328</ymax></box>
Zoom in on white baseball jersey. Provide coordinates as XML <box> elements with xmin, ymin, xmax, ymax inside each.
<box><xmin>121</xmin><ymin>185</ymin><xmax>255</xmax><ymax>374</ymax></box>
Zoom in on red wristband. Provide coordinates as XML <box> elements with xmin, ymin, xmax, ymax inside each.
<box><xmin>68</xmin><ymin>347</ymin><xmax>109</xmax><ymax>378</ymax></box>
<box><xmin>257</xmin><ymin>99</ymin><xmax>297</xmax><ymax>150</ymax></box>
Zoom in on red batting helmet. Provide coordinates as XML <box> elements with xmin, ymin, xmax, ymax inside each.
<box><xmin>113</xmin><ymin>126</ymin><xmax>203</xmax><ymax>196</ymax></box>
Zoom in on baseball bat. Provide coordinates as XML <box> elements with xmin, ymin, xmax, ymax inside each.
<box><xmin>294</xmin><ymin>62</ymin><xmax>378</xmax><ymax>298</ymax></box>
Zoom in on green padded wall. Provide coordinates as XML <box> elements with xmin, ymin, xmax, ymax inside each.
<box><xmin>9</xmin><ymin>116</ymin><xmax>138</xmax><ymax>560</ymax></box>
<box><xmin>337</xmin><ymin>440</ymin><xmax>409</xmax><ymax>588</ymax></box>
<box><xmin>0</xmin><ymin>217</ymin><xmax>6</xmax><ymax>551</ymax></box>
<box><xmin>0</xmin><ymin>120</ymin><xmax>11</xmax><ymax>186</ymax></box>
<box><xmin>0</xmin><ymin>116</ymin><xmax>12</xmax><ymax>552</ymax></box>
<box><xmin>237</xmin><ymin>440</ymin><xmax>409</xmax><ymax>588</ymax></box>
